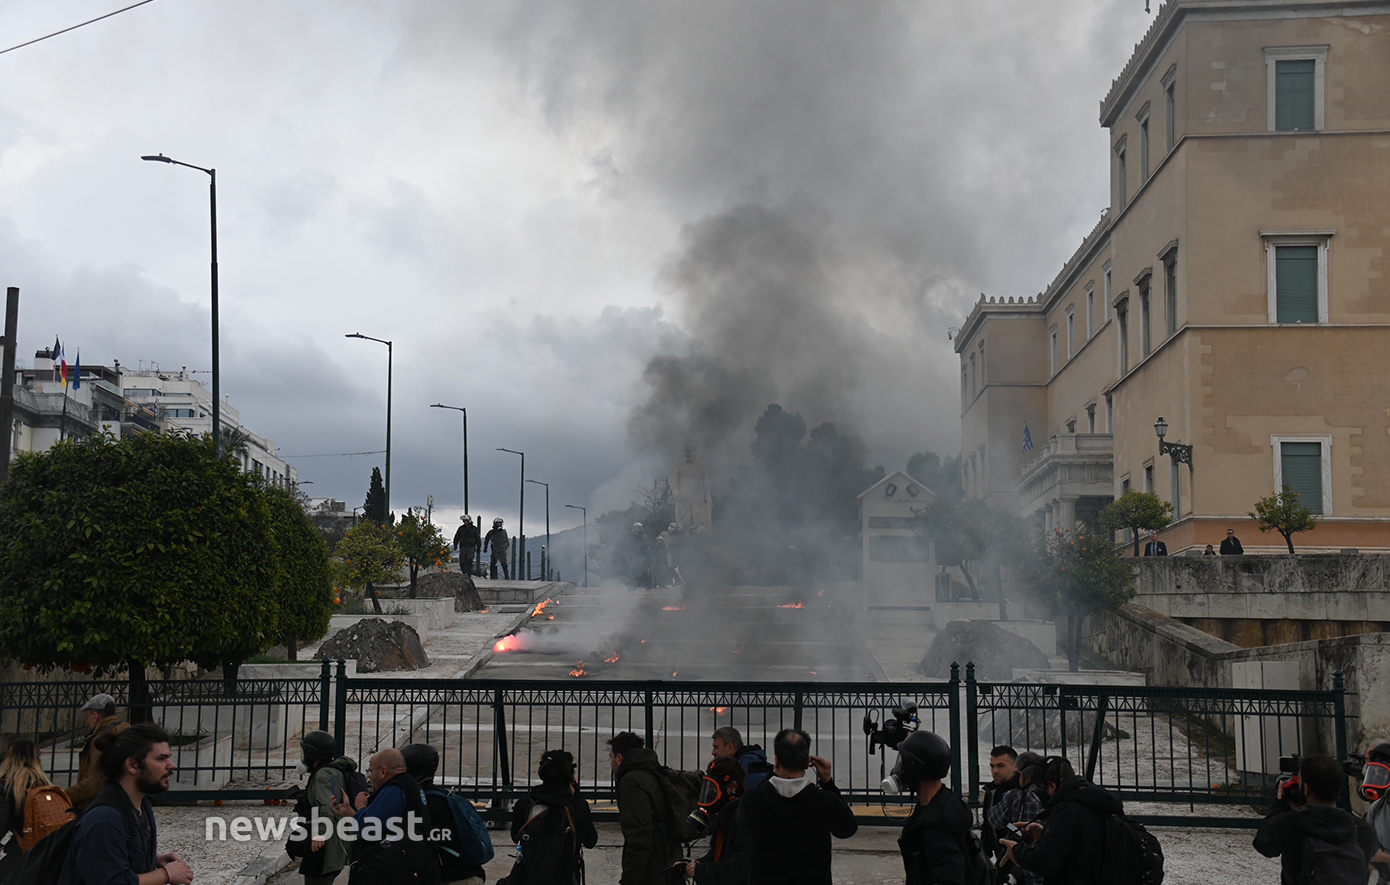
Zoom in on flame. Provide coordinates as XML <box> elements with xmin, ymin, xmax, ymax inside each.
<box><xmin>479</xmin><ymin>607</ymin><xmax>491</xmax><ymax>613</ymax></box>
<box><xmin>493</xmin><ymin>631</ymin><xmax>535</xmax><ymax>653</ymax></box>
<box><xmin>809</xmin><ymin>670</ymin><xmax>819</xmax><ymax>676</ymax></box>
<box><xmin>816</xmin><ymin>589</ymin><xmax>824</xmax><ymax>598</ymax></box>
<box><xmin>640</xmin><ymin>639</ymin><xmax>648</xmax><ymax>644</ymax></box>
<box><xmin>547</xmin><ymin>615</ymin><xmax>555</xmax><ymax>620</ymax></box>
<box><xmin>662</xmin><ymin>604</ymin><xmax>687</xmax><ymax>611</ymax></box>
<box><xmin>672</xmin><ymin>671</ymin><xmax>679</xmax><ymax>678</ymax></box>
<box><xmin>711</xmin><ymin>706</ymin><xmax>728</xmax><ymax>715</ymax></box>
<box><xmin>732</xmin><ymin>646</ymin><xmax>743</xmax><ymax>655</ymax></box>
<box><xmin>778</xmin><ymin>601</ymin><xmax>806</xmax><ymax>609</ymax></box>
<box><xmin>569</xmin><ymin>661</ymin><xmax>588</xmax><ymax>677</ymax></box>
<box><xmin>531</xmin><ymin>598</ymin><xmax>555</xmax><ymax>618</ymax></box>
<box><xmin>605</xmin><ymin>653</ymin><xmax>621</xmax><ymax>663</ymax></box>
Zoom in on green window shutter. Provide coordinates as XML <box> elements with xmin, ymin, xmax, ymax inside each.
<box><xmin>1281</xmin><ymin>442</ymin><xmax>1324</xmax><ymax>514</ymax></box>
<box><xmin>1275</xmin><ymin>59</ymin><xmax>1315</xmax><ymax>131</ymax></box>
<box><xmin>1276</xmin><ymin>246</ymin><xmax>1319</xmax><ymax>323</ymax></box>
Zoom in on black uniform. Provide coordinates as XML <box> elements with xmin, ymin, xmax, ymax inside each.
<box><xmin>484</xmin><ymin>526</ymin><xmax>510</xmax><ymax>579</ymax></box>
<box><xmin>453</xmin><ymin>521</ymin><xmax>480</xmax><ymax>566</ymax></box>
<box><xmin>899</xmin><ymin>785</ymin><xmax>972</xmax><ymax>885</ymax></box>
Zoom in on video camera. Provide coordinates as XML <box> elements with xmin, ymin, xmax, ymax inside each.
<box><xmin>863</xmin><ymin>701</ymin><xmax>919</xmax><ymax>755</ymax></box>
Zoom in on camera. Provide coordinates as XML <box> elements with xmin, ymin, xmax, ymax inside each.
<box><xmin>1277</xmin><ymin>755</ymin><xmax>1304</xmax><ymax>803</ymax></box>
<box><xmin>863</xmin><ymin>701</ymin><xmax>920</xmax><ymax>754</ymax></box>
<box><xmin>1005</xmin><ymin>822</ymin><xmax>1027</xmax><ymax>842</ymax></box>
<box><xmin>662</xmin><ymin>861</ymin><xmax>690</xmax><ymax>884</ymax></box>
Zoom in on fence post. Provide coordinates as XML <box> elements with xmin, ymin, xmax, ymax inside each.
<box><xmin>1085</xmin><ymin>694</ymin><xmax>1110</xmax><ymax>782</ymax></box>
<box><xmin>333</xmin><ymin>659</ymin><xmax>348</xmax><ymax>755</ymax></box>
<box><xmin>793</xmin><ymin>687</ymin><xmax>804</xmax><ymax>732</ymax></box>
<box><xmin>964</xmin><ymin>663</ymin><xmax>979</xmax><ymax>807</ymax></box>
<box><xmin>949</xmin><ymin>662</ymin><xmax>962</xmax><ymax>798</ymax></box>
<box><xmin>494</xmin><ymin>687</ymin><xmax>513</xmax><ymax>796</ymax></box>
<box><xmin>318</xmin><ymin>658</ymin><xmax>331</xmax><ymax>732</ymax></box>
<box><xmin>1334</xmin><ymin>669</ymin><xmax>1350</xmax><ymax>811</ymax></box>
<box><xmin>644</xmin><ymin>681</ymin><xmax>656</xmax><ymax>748</ymax></box>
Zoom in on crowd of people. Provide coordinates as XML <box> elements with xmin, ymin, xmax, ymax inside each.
<box><xmin>6</xmin><ymin>692</ymin><xmax>1390</xmax><ymax>885</ymax></box>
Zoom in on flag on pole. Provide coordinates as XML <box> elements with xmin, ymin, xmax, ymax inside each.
<box><xmin>72</xmin><ymin>351</ymin><xmax>81</xmax><ymax>390</ymax></box>
<box><xmin>51</xmin><ymin>335</ymin><xmax>60</xmax><ymax>360</ymax></box>
<box><xmin>59</xmin><ymin>344</ymin><xmax>69</xmax><ymax>388</ymax></box>
<box><xmin>1022</xmin><ymin>423</ymin><xmax>1034</xmax><ymax>452</ymax></box>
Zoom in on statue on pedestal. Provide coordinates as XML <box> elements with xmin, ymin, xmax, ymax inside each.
<box><xmin>672</xmin><ymin>444</ymin><xmax>713</xmax><ymax>532</ymax></box>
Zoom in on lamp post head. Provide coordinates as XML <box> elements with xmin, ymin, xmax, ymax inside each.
<box><xmin>141</xmin><ymin>154</ymin><xmax>173</xmax><ymax>163</ymax></box>
<box><xmin>1154</xmin><ymin>417</ymin><xmax>1168</xmax><ymax>440</ymax></box>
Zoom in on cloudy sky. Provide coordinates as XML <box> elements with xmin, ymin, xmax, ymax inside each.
<box><xmin>0</xmin><ymin>0</ymin><xmax>1152</xmax><ymax>534</ymax></box>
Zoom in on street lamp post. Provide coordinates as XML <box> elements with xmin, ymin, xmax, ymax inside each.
<box><xmin>429</xmin><ymin>403</ymin><xmax>469</xmax><ymax>515</ymax></box>
<box><xmin>347</xmin><ymin>333</ymin><xmax>393</xmax><ymax>514</ymax></box>
<box><xmin>526</xmin><ymin>479</ymin><xmax>549</xmax><ymax>579</ymax></box>
<box><xmin>497</xmin><ymin>447</ymin><xmax>524</xmax><ymax>576</ymax></box>
<box><xmin>564</xmin><ymin>504</ymin><xmax>587</xmax><ymax>587</ymax></box>
<box><xmin>141</xmin><ymin>153</ymin><xmax>220</xmax><ymax>448</ymax></box>
<box><xmin>1155</xmin><ymin>416</ymin><xmax>1193</xmax><ymax>519</ymax></box>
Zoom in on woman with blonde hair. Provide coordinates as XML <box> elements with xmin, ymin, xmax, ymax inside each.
<box><xmin>0</xmin><ymin>738</ymin><xmax>64</xmax><ymax>870</ymax></box>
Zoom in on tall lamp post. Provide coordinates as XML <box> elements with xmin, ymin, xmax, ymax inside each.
<box><xmin>1154</xmin><ymin>416</ymin><xmax>1193</xmax><ymax>518</ymax></box>
<box><xmin>497</xmin><ymin>447</ymin><xmax>525</xmax><ymax>573</ymax></box>
<box><xmin>141</xmin><ymin>153</ymin><xmax>220</xmax><ymax>448</ymax></box>
<box><xmin>526</xmin><ymin>479</ymin><xmax>550</xmax><ymax>578</ymax></box>
<box><xmin>347</xmin><ymin>333</ymin><xmax>393</xmax><ymax>513</ymax></box>
<box><xmin>564</xmin><ymin>504</ymin><xmax>588</xmax><ymax>587</ymax></box>
<box><xmin>429</xmin><ymin>403</ymin><xmax>469</xmax><ymax>515</ymax></box>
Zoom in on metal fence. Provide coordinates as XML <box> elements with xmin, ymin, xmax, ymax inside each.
<box><xmin>0</xmin><ymin>662</ymin><xmax>1349</xmax><ymax>826</ymax></box>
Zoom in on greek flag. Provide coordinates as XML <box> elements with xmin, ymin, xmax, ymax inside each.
<box><xmin>1022</xmin><ymin>423</ymin><xmax>1034</xmax><ymax>452</ymax></box>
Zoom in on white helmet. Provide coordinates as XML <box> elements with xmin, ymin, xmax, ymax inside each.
<box><xmin>493</xmin><ymin>517</ymin><xmax>504</xmax><ymax>528</ymax></box>
<box><xmin>632</xmin><ymin>522</ymin><xmax>644</xmax><ymax>530</ymax></box>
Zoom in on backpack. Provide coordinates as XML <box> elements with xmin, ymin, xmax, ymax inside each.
<box><xmin>10</xmin><ymin>789</ymin><xmax>139</xmax><ymax>885</ymax></box>
<box><xmin>959</xmin><ymin>827</ymin><xmax>992</xmax><ymax>885</ymax></box>
<box><xmin>424</xmin><ymin>789</ymin><xmax>494</xmax><ymax>867</ymax></box>
<box><xmin>654</xmin><ymin>767</ymin><xmax>705</xmax><ymax>844</ymax></box>
<box><xmin>17</xmin><ymin>787</ymin><xmax>75</xmax><ymax>852</ymax></box>
<box><xmin>1102</xmin><ymin>813</ymin><xmax>1165</xmax><ymax>885</ymax></box>
<box><xmin>1299</xmin><ymin>831</ymin><xmax>1368</xmax><ymax>885</ymax></box>
<box><xmin>500</xmin><ymin>804</ymin><xmax>582</xmax><ymax>885</ymax></box>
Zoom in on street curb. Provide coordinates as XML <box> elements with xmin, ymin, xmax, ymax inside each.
<box><xmin>230</xmin><ymin>848</ymin><xmax>291</xmax><ymax>885</ymax></box>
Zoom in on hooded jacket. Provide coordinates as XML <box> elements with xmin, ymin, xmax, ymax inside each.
<box><xmin>694</xmin><ymin>798</ymin><xmax>748</xmax><ymax>885</ymax></box>
<box><xmin>738</xmin><ymin>772</ymin><xmax>858</xmax><ymax>885</ymax></box>
<box><xmin>1254</xmin><ymin>798</ymin><xmax>1378</xmax><ymax>885</ymax></box>
<box><xmin>615</xmin><ymin>748</ymin><xmax>680</xmax><ymax>885</ymax></box>
<box><xmin>1015</xmin><ymin>777</ymin><xmax>1123</xmax><ymax>885</ymax></box>
<box><xmin>899</xmin><ymin>784</ymin><xmax>972</xmax><ymax>885</ymax></box>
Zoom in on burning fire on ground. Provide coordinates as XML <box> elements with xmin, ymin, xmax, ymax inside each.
<box><xmin>662</xmin><ymin>604</ymin><xmax>687</xmax><ymax>611</ymax></box>
<box><xmin>604</xmin><ymin>653</ymin><xmax>621</xmax><ymax>664</ymax></box>
<box><xmin>710</xmin><ymin>706</ymin><xmax>728</xmax><ymax>715</ymax></box>
<box><xmin>570</xmin><ymin>661</ymin><xmax>588</xmax><ymax>677</ymax></box>
<box><xmin>531</xmin><ymin>598</ymin><xmax>555</xmax><ymax>618</ymax></box>
<box><xmin>778</xmin><ymin>601</ymin><xmax>806</xmax><ymax>609</ymax></box>
<box><xmin>492</xmin><ymin>631</ymin><xmax>534</xmax><ymax>653</ymax></box>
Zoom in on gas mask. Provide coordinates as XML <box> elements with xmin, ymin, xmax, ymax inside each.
<box><xmin>685</xmin><ymin>775</ymin><xmax>732</xmax><ymax>835</ymax></box>
<box><xmin>880</xmin><ymin>754</ymin><xmax>914</xmax><ymax>795</ymax></box>
<box><xmin>294</xmin><ymin>759</ymin><xmax>309</xmax><ymax>776</ymax></box>
<box><xmin>1362</xmin><ymin>760</ymin><xmax>1390</xmax><ymax>803</ymax></box>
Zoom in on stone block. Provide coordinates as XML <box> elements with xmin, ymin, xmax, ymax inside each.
<box><xmin>1326</xmin><ymin>593</ymin><xmax>1369</xmax><ymax>621</ymax></box>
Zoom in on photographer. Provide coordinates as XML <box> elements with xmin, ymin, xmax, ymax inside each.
<box><xmin>894</xmin><ymin>731</ymin><xmax>971</xmax><ymax>885</ymax></box>
<box><xmin>999</xmin><ymin>756</ymin><xmax>1121</xmax><ymax>884</ymax></box>
<box><xmin>1253</xmin><ymin>754</ymin><xmax>1377</xmax><ymax>885</ymax></box>
<box><xmin>1364</xmin><ymin>741</ymin><xmax>1390</xmax><ymax>884</ymax></box>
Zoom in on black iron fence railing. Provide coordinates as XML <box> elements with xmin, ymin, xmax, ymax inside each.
<box><xmin>0</xmin><ymin>661</ymin><xmax>1349</xmax><ymax>826</ymax></box>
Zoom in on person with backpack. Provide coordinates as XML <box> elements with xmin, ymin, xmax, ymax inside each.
<box><xmin>402</xmin><ymin>743</ymin><xmax>495</xmax><ymax>885</ymax></box>
<box><xmin>893</xmin><ymin>731</ymin><xmax>975</xmax><ymax>885</ymax></box>
<box><xmin>739</xmin><ymin>728</ymin><xmax>857</xmax><ymax>885</ymax></box>
<box><xmin>609</xmin><ymin>732</ymin><xmax>681</xmax><ymax>885</ymax></box>
<box><xmin>998</xmin><ymin>756</ymin><xmax>1123</xmax><ymax>885</ymax></box>
<box><xmin>55</xmin><ymin>724</ymin><xmax>194</xmax><ymax>885</ymax></box>
<box><xmin>710</xmin><ymin>728</ymin><xmax>769</xmax><ymax>790</ymax></box>
<box><xmin>1254</xmin><ymin>754</ymin><xmax>1378</xmax><ymax>885</ymax></box>
<box><xmin>682</xmin><ymin>757</ymin><xmax>748</xmax><ymax>885</ymax></box>
<box><xmin>66</xmin><ymin>694</ymin><xmax>127</xmax><ymax>810</ymax></box>
<box><xmin>0</xmin><ymin>739</ymin><xmax>70</xmax><ymax>878</ymax></box>
<box><xmin>290</xmin><ymin>730</ymin><xmax>364</xmax><ymax>885</ymax></box>
<box><xmin>332</xmin><ymin>748</ymin><xmax>441</xmax><ymax>885</ymax></box>
<box><xmin>500</xmin><ymin>748</ymin><xmax>597</xmax><ymax>885</ymax></box>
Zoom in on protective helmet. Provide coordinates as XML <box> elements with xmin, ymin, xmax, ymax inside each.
<box><xmin>668</xmin><ymin>523</ymin><xmax>678</xmax><ymax>532</ymax></box>
<box><xmin>633</xmin><ymin>522</ymin><xmax>643</xmax><ymax>530</ymax></box>
<box><xmin>401</xmin><ymin>743</ymin><xmax>439</xmax><ymax>780</ymax></box>
<box><xmin>493</xmin><ymin>518</ymin><xmax>504</xmax><ymax>528</ymax></box>
<box><xmin>301</xmin><ymin>730</ymin><xmax>336</xmax><ymax>764</ymax></box>
<box><xmin>461</xmin><ymin>515</ymin><xmax>472</xmax><ymax>523</ymax></box>
<box><xmin>890</xmin><ymin>730</ymin><xmax>952</xmax><ymax>789</ymax></box>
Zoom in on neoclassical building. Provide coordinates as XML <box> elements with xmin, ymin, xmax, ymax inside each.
<box><xmin>956</xmin><ymin>0</ymin><xmax>1390</xmax><ymax>552</ymax></box>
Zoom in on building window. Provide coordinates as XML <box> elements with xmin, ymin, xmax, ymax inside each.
<box><xmin>1273</xmin><ymin>435</ymin><xmax>1332</xmax><ymax>515</ymax></box>
<box><xmin>1115</xmin><ymin>138</ymin><xmax>1128</xmax><ymax>208</ymax></box>
<box><xmin>1137</xmin><ymin>103</ymin><xmax>1151</xmax><ymax>183</ymax></box>
<box><xmin>969</xmin><ymin>352</ymin><xmax>976</xmax><ymax>395</ymax></box>
<box><xmin>1066</xmin><ymin>307</ymin><xmax>1075</xmax><ymax>358</ymax></box>
<box><xmin>1086</xmin><ymin>403</ymin><xmax>1097</xmax><ymax>433</ymax></box>
<box><xmin>1117</xmin><ymin>301</ymin><xmax>1129</xmax><ymax>375</ymax></box>
<box><xmin>961</xmin><ymin>369</ymin><xmax>968</xmax><ymax>406</ymax></box>
<box><xmin>1103</xmin><ymin>262</ymin><xmax>1113</xmax><ymax>321</ymax></box>
<box><xmin>1135</xmin><ymin>271</ymin><xmax>1152</xmax><ymax>358</ymax></box>
<box><xmin>1164</xmin><ymin>255</ymin><xmax>1177</xmax><ymax>336</ymax></box>
<box><xmin>1143</xmin><ymin>464</ymin><xmax>1154</xmax><ymax>493</ymax></box>
<box><xmin>1121</xmin><ymin>475</ymin><xmax>1131</xmax><ymax>495</ymax></box>
<box><xmin>1163</xmin><ymin>65</ymin><xmax>1177</xmax><ymax>151</ymax></box>
<box><xmin>1050</xmin><ymin>326</ymin><xmax>1058</xmax><ymax>375</ymax></box>
<box><xmin>1086</xmin><ymin>282</ymin><xmax>1096</xmax><ymax>338</ymax></box>
<box><xmin>1066</xmin><ymin>418</ymin><xmax>1076</xmax><ymax>434</ymax></box>
<box><xmin>978</xmin><ymin>341</ymin><xmax>985</xmax><ymax>386</ymax></box>
<box><xmin>1170</xmin><ymin>461</ymin><xmax>1181</xmax><ymax>516</ymax></box>
<box><xmin>1105</xmin><ymin>394</ymin><xmax>1114</xmax><ymax>433</ymax></box>
<box><xmin>1265</xmin><ymin>46</ymin><xmax>1327</xmax><ymax>132</ymax></box>
<box><xmin>1263</xmin><ymin>232</ymin><xmax>1330</xmax><ymax>323</ymax></box>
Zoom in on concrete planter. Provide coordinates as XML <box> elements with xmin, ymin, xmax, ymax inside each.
<box><xmin>379</xmin><ymin>598</ymin><xmax>456</xmax><ymax>630</ymax></box>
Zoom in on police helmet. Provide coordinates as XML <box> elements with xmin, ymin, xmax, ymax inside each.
<box><xmin>891</xmin><ymin>730</ymin><xmax>952</xmax><ymax>788</ymax></box>
<box><xmin>493</xmin><ymin>518</ymin><xmax>504</xmax><ymax>528</ymax></box>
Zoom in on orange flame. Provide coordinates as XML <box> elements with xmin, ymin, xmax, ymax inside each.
<box><xmin>710</xmin><ymin>706</ymin><xmax>728</xmax><ymax>715</ymax></box>
<box><xmin>662</xmin><ymin>604</ymin><xmax>687</xmax><ymax>611</ymax></box>
<box><xmin>605</xmin><ymin>653</ymin><xmax>621</xmax><ymax>663</ymax></box>
<box><xmin>479</xmin><ymin>607</ymin><xmax>491</xmax><ymax>613</ymax></box>
<box><xmin>531</xmin><ymin>598</ymin><xmax>555</xmax><ymax>618</ymax></box>
<box><xmin>569</xmin><ymin>661</ymin><xmax>588</xmax><ymax>677</ymax></box>
<box><xmin>778</xmin><ymin>601</ymin><xmax>806</xmax><ymax>609</ymax></box>
<box><xmin>493</xmin><ymin>633</ymin><xmax>529</xmax><ymax>653</ymax></box>
<box><xmin>547</xmin><ymin>615</ymin><xmax>555</xmax><ymax>620</ymax></box>
<box><xmin>672</xmin><ymin>671</ymin><xmax>679</xmax><ymax>677</ymax></box>
<box><xmin>640</xmin><ymin>639</ymin><xmax>648</xmax><ymax>644</ymax></box>
<box><xmin>809</xmin><ymin>670</ymin><xmax>819</xmax><ymax>676</ymax></box>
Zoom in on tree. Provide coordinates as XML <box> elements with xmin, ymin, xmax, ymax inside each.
<box><xmin>1250</xmin><ymin>486</ymin><xmax>1318</xmax><ymax>554</ymax></box>
<box><xmin>216</xmin><ymin>426</ymin><xmax>254</xmax><ymax>464</ymax></box>
<box><xmin>395</xmin><ymin>509</ymin><xmax>450</xmax><ymax>598</ymax></box>
<box><xmin>333</xmin><ymin>521</ymin><xmax>405</xmax><ymax>613</ymax></box>
<box><xmin>265</xmin><ymin>486</ymin><xmax>335</xmax><ymax>660</ymax></box>
<box><xmin>0</xmin><ymin>432</ymin><xmax>279</xmax><ymax>712</ymax></box>
<box><xmin>1016</xmin><ymin>525</ymin><xmax>1136</xmax><ymax>672</ymax></box>
<box><xmin>1100</xmin><ymin>491</ymin><xmax>1174</xmax><ymax>555</ymax></box>
<box><xmin>363</xmin><ymin>467</ymin><xmax>388</xmax><ymax>526</ymax></box>
<box><xmin>915</xmin><ymin>495</ymin><xmax>1027</xmax><ymax>618</ymax></box>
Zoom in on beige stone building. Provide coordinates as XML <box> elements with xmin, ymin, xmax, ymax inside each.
<box><xmin>956</xmin><ymin>0</ymin><xmax>1390</xmax><ymax>553</ymax></box>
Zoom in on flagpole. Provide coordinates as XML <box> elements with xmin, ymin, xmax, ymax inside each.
<box><xmin>59</xmin><ymin>381</ymin><xmax>68</xmax><ymax>441</ymax></box>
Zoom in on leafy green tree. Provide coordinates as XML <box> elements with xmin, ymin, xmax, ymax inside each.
<box><xmin>1250</xmin><ymin>486</ymin><xmax>1318</xmax><ymax>554</ymax></box>
<box><xmin>1017</xmin><ymin>525</ymin><xmax>1136</xmax><ymax>672</ymax></box>
<box><xmin>395</xmin><ymin>509</ymin><xmax>450</xmax><ymax>598</ymax></box>
<box><xmin>1100</xmin><ymin>491</ymin><xmax>1174</xmax><ymax>556</ymax></box>
<box><xmin>0</xmin><ymin>432</ymin><xmax>279</xmax><ymax>712</ymax></box>
<box><xmin>333</xmin><ymin>521</ymin><xmax>405</xmax><ymax>613</ymax></box>
<box><xmin>363</xmin><ymin>467</ymin><xmax>388</xmax><ymax>526</ymax></box>
<box><xmin>216</xmin><ymin>426</ymin><xmax>254</xmax><ymax>463</ymax></box>
<box><xmin>915</xmin><ymin>495</ymin><xmax>1027</xmax><ymax>618</ymax></box>
<box><xmin>264</xmin><ymin>487</ymin><xmax>334</xmax><ymax>660</ymax></box>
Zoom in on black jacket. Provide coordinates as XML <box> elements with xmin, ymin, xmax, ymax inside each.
<box><xmin>899</xmin><ymin>786</ymin><xmax>972</xmax><ymax>885</ymax></box>
<box><xmin>1254</xmin><ymin>799</ymin><xmax>1379</xmax><ymax>885</ymax></box>
<box><xmin>739</xmin><ymin>776</ymin><xmax>858</xmax><ymax>885</ymax></box>
<box><xmin>980</xmin><ymin>775</ymin><xmax>1019</xmax><ymax>859</ymax></box>
<box><xmin>1015</xmin><ymin>777</ymin><xmax>1122</xmax><ymax>885</ymax></box>
<box><xmin>510</xmin><ymin>782</ymin><xmax>599</xmax><ymax>850</ymax></box>
<box><xmin>1220</xmin><ymin>536</ymin><xmax>1244</xmax><ymax>555</ymax></box>
<box><xmin>615</xmin><ymin>748</ymin><xmax>680</xmax><ymax>885</ymax></box>
<box><xmin>693</xmin><ymin>799</ymin><xmax>748</xmax><ymax>885</ymax></box>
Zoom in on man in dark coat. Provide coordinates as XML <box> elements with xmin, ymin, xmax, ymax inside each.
<box><xmin>1142</xmin><ymin>534</ymin><xmax>1168</xmax><ymax>556</ymax></box>
<box><xmin>610</xmin><ymin>732</ymin><xmax>680</xmax><ymax>885</ymax></box>
<box><xmin>1254</xmin><ymin>754</ymin><xmax>1378</xmax><ymax>885</ymax></box>
<box><xmin>739</xmin><ymin>728</ymin><xmax>857</xmax><ymax>885</ymax></box>
<box><xmin>67</xmin><ymin>693</ymin><xmax>128</xmax><ymax>809</ymax></box>
<box><xmin>895</xmin><ymin>731</ymin><xmax>971</xmax><ymax>885</ymax></box>
<box><xmin>453</xmin><ymin>516</ymin><xmax>480</xmax><ymax>572</ymax></box>
<box><xmin>1220</xmin><ymin>529</ymin><xmax>1245</xmax><ymax>555</ymax></box>
<box><xmin>1001</xmin><ymin>756</ymin><xmax>1123</xmax><ymax>884</ymax></box>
